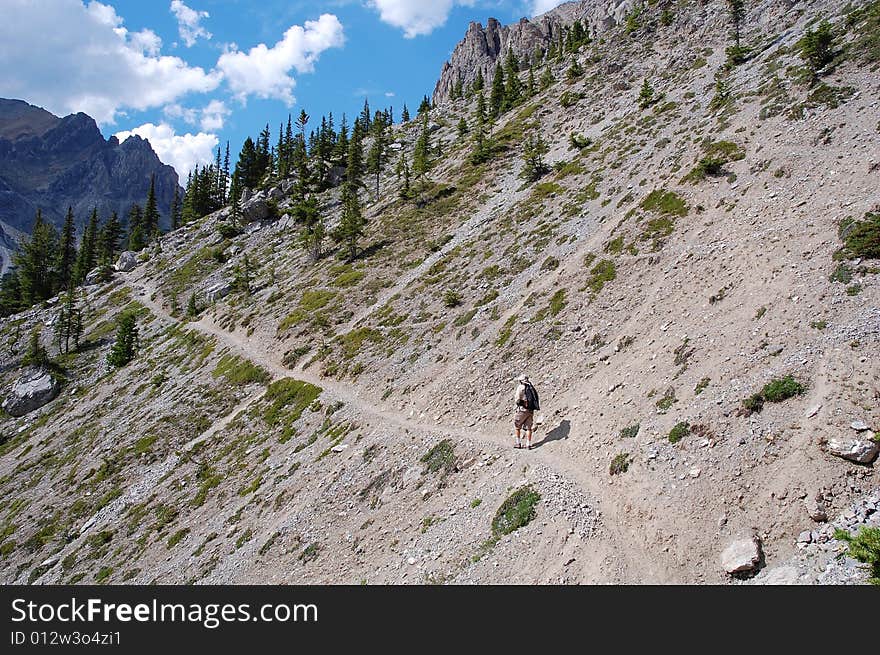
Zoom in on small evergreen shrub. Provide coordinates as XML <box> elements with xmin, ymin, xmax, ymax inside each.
<box><xmin>443</xmin><ymin>289</ymin><xmax>462</xmax><ymax>308</ymax></box>
<box><xmin>421</xmin><ymin>439</ymin><xmax>456</xmax><ymax>475</ymax></box>
<box><xmin>609</xmin><ymin>453</ymin><xmax>630</xmax><ymax>475</ymax></box>
<box><xmin>668</xmin><ymin>422</ymin><xmax>690</xmax><ymax>444</ymax></box>
<box><xmin>834</xmin><ymin>526</ymin><xmax>880</xmax><ymax>585</ymax></box>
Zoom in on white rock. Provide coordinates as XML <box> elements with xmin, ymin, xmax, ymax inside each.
<box><xmin>851</xmin><ymin>420</ymin><xmax>870</xmax><ymax>432</ymax></box>
<box><xmin>721</xmin><ymin>536</ymin><xmax>762</xmax><ymax>574</ymax></box>
<box><xmin>115</xmin><ymin>251</ymin><xmax>139</xmax><ymax>272</ymax></box>
<box><xmin>827</xmin><ymin>437</ymin><xmax>879</xmax><ymax>464</ymax></box>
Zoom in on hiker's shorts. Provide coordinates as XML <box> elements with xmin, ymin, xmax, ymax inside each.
<box><xmin>514</xmin><ymin>409</ymin><xmax>534</xmax><ymax>430</ymax></box>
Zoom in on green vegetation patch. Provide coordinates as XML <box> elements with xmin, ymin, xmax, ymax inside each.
<box><xmin>838</xmin><ymin>211</ymin><xmax>880</xmax><ymax>260</ymax></box>
<box><xmin>584</xmin><ymin>259</ymin><xmax>616</xmax><ymax>297</ymax></box>
<box><xmin>338</xmin><ymin>327</ymin><xmax>384</xmax><ymax>359</ymax></box>
<box><xmin>640</xmin><ymin>189</ymin><xmax>688</xmax><ymax>217</ymax></box>
<box><xmin>739</xmin><ymin>375</ymin><xmax>805</xmax><ymax>415</ymax></box>
<box><xmin>834</xmin><ymin>526</ymin><xmax>880</xmax><ymax>585</ymax></box>
<box><xmin>278</xmin><ymin>289</ymin><xmax>336</xmax><ymax>332</ymax></box>
<box><xmin>492</xmin><ymin>486</ymin><xmax>541</xmax><ymax>537</ymax></box>
<box><xmin>668</xmin><ymin>422</ymin><xmax>690</xmax><ymax>444</ymax></box>
<box><xmin>619</xmin><ymin>424</ymin><xmax>640</xmax><ymax>439</ymax></box>
<box><xmin>420</xmin><ymin>439</ymin><xmax>456</xmax><ymax>475</ymax></box>
<box><xmin>212</xmin><ymin>354</ymin><xmax>270</xmax><ymax>386</ymax></box>
<box><xmin>609</xmin><ymin>453</ymin><xmax>631</xmax><ymax>475</ymax></box>
<box><xmin>262</xmin><ymin>379</ymin><xmax>322</xmax><ymax>428</ymax></box>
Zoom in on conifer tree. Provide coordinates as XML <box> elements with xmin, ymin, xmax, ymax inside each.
<box><xmin>23</xmin><ymin>328</ymin><xmax>50</xmax><ymax>368</ymax></box>
<box><xmin>469</xmin><ymin>91</ymin><xmax>492</xmax><ymax>165</ymax></box>
<box><xmin>728</xmin><ymin>0</ymin><xmax>745</xmax><ymax>48</ymax></box>
<box><xmin>527</xmin><ymin>65</ymin><xmax>537</xmax><ymax>98</ymax></box>
<box><xmin>638</xmin><ymin>78</ymin><xmax>656</xmax><ymax>109</ymax></box>
<box><xmin>366</xmin><ymin>119</ymin><xmax>388</xmax><ymax>198</ymax></box>
<box><xmin>457</xmin><ymin>117</ymin><xmax>469</xmax><ymax>138</ymax></box>
<box><xmin>0</xmin><ymin>272</ymin><xmax>22</xmax><ymax>317</ymax></box>
<box><xmin>360</xmin><ymin>98</ymin><xmax>372</xmax><ymax>130</ymax></box>
<box><xmin>335</xmin><ymin>114</ymin><xmax>350</xmax><ymax>165</ymax></box>
<box><xmin>417</xmin><ymin>95</ymin><xmax>431</xmax><ymax>115</ymax></box>
<box><xmin>97</xmin><ymin>212</ymin><xmax>122</xmax><ymax>267</ymax></box>
<box><xmin>232</xmin><ymin>254</ymin><xmax>255</xmax><ymax>294</ymax></box>
<box><xmin>228</xmin><ymin>174</ymin><xmax>242</xmax><ymax>228</ymax></box>
<box><xmin>413</xmin><ymin>113</ymin><xmax>432</xmax><ymax>177</ymax></box>
<box><xmin>58</xmin><ymin>207</ymin><xmax>77</xmax><ymax>290</ymax></box>
<box><xmin>540</xmin><ymin>66</ymin><xmax>554</xmax><ymax>90</ymax></box>
<box><xmin>398</xmin><ymin>153</ymin><xmax>412</xmax><ymax>199</ymax></box>
<box><xmin>473</xmin><ymin>69</ymin><xmax>485</xmax><ymax>94</ymax></box>
<box><xmin>401</xmin><ymin>104</ymin><xmax>410</xmax><ymax>123</ymax></box>
<box><xmin>520</xmin><ymin>133</ymin><xmax>549</xmax><ymax>182</ymax></box>
<box><xmin>170</xmin><ymin>186</ymin><xmax>182</xmax><ymax>231</ymax></box>
<box><xmin>489</xmin><ymin>63</ymin><xmax>506</xmax><ymax>117</ymax></box>
<box><xmin>504</xmin><ymin>50</ymin><xmax>522</xmax><ymax>110</ymax></box>
<box><xmin>127</xmin><ymin>204</ymin><xmax>145</xmax><ymax>252</ymax></box>
<box><xmin>55</xmin><ymin>289</ymin><xmax>83</xmax><ymax>354</ymax></box>
<box><xmin>236</xmin><ymin>137</ymin><xmax>260</xmax><ymax>188</ymax></box>
<box><xmin>107</xmin><ymin>310</ymin><xmax>139</xmax><ymax>368</ymax></box>
<box><xmin>73</xmin><ymin>208</ymin><xmax>98</xmax><ymax>284</ymax></box>
<box><xmin>16</xmin><ymin>209</ymin><xmax>59</xmax><ymax>305</ymax></box>
<box><xmin>334</xmin><ymin>184</ymin><xmax>367</xmax><ymax>261</ymax></box>
<box><xmin>143</xmin><ymin>174</ymin><xmax>160</xmax><ymax>241</ymax></box>
<box><xmin>186</xmin><ymin>292</ymin><xmax>199</xmax><ymax>319</ymax></box>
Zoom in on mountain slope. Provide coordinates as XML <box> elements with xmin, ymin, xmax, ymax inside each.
<box><xmin>0</xmin><ymin>99</ymin><xmax>181</xmax><ymax>234</ymax></box>
<box><xmin>0</xmin><ymin>0</ymin><xmax>878</xmax><ymax>585</ymax></box>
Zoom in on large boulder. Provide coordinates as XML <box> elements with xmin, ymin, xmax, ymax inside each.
<box><xmin>241</xmin><ymin>191</ymin><xmax>268</xmax><ymax>223</ymax></box>
<box><xmin>115</xmin><ymin>251</ymin><xmax>138</xmax><ymax>272</ymax></box>
<box><xmin>84</xmin><ymin>267</ymin><xmax>104</xmax><ymax>285</ymax></box>
<box><xmin>721</xmin><ymin>536</ymin><xmax>762</xmax><ymax>574</ymax></box>
<box><xmin>2</xmin><ymin>367</ymin><xmax>61</xmax><ymax>417</ymax></box>
<box><xmin>827</xmin><ymin>437</ymin><xmax>879</xmax><ymax>464</ymax></box>
<box><xmin>204</xmin><ymin>280</ymin><xmax>232</xmax><ymax>303</ymax></box>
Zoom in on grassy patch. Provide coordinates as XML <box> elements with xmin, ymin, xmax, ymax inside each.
<box><xmin>619</xmin><ymin>424</ymin><xmax>640</xmax><ymax>439</ymax></box>
<box><xmin>640</xmin><ymin>189</ymin><xmax>688</xmax><ymax>217</ymax></box>
<box><xmin>167</xmin><ymin>528</ymin><xmax>190</xmax><ymax>549</ymax></box>
<box><xmin>262</xmin><ymin>379</ymin><xmax>322</xmax><ymax>428</ymax></box>
<box><xmin>584</xmin><ymin>259</ymin><xmax>616</xmax><ymax>297</ymax></box>
<box><xmin>421</xmin><ymin>439</ymin><xmax>456</xmax><ymax>475</ymax></box>
<box><xmin>838</xmin><ymin>211</ymin><xmax>880</xmax><ymax>260</ymax></box>
<box><xmin>668</xmin><ymin>422</ymin><xmax>690</xmax><ymax>444</ymax></box>
<box><xmin>492</xmin><ymin>486</ymin><xmax>540</xmax><ymax>537</ymax></box>
<box><xmin>212</xmin><ymin>354</ymin><xmax>270</xmax><ymax>385</ymax></box>
<box><xmin>739</xmin><ymin>375</ymin><xmax>805</xmax><ymax>415</ymax></box>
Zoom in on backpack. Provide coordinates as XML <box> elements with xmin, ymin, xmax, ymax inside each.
<box><xmin>523</xmin><ymin>382</ymin><xmax>540</xmax><ymax>411</ymax></box>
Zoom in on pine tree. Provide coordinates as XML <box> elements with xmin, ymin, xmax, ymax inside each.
<box><xmin>520</xmin><ymin>133</ymin><xmax>549</xmax><ymax>182</ymax></box>
<box><xmin>346</xmin><ymin>119</ymin><xmax>365</xmax><ymax>188</ymax></box>
<box><xmin>334</xmin><ymin>184</ymin><xmax>367</xmax><ymax>261</ymax></box>
<box><xmin>504</xmin><ymin>50</ymin><xmax>522</xmax><ymax>110</ymax></box>
<box><xmin>107</xmin><ymin>310</ymin><xmax>139</xmax><ymax>368</ymax></box>
<box><xmin>728</xmin><ymin>0</ymin><xmax>745</xmax><ymax>48</ymax></box>
<box><xmin>540</xmin><ymin>66</ymin><xmax>554</xmax><ymax>90</ymax></box>
<box><xmin>127</xmin><ymin>204</ymin><xmax>145</xmax><ymax>252</ymax></box>
<box><xmin>170</xmin><ymin>186</ymin><xmax>181</xmax><ymax>231</ymax></box>
<box><xmin>401</xmin><ymin>104</ymin><xmax>410</xmax><ymax>123</ymax></box>
<box><xmin>73</xmin><ymin>208</ymin><xmax>98</xmax><ymax>284</ymax></box>
<box><xmin>473</xmin><ymin>69</ymin><xmax>485</xmax><ymax>94</ymax></box>
<box><xmin>638</xmin><ymin>78</ymin><xmax>660</xmax><ymax>109</ymax></box>
<box><xmin>366</xmin><ymin>119</ymin><xmax>388</xmax><ymax>198</ymax></box>
<box><xmin>16</xmin><ymin>209</ymin><xmax>59</xmax><ymax>305</ymax></box>
<box><xmin>55</xmin><ymin>289</ymin><xmax>83</xmax><ymax>354</ymax></box>
<box><xmin>417</xmin><ymin>95</ymin><xmax>431</xmax><ymax>116</ymax></box>
<box><xmin>221</xmin><ymin>141</ymin><xmax>230</xmax><ymax>203</ymax></box>
<box><xmin>228</xmin><ymin>174</ymin><xmax>242</xmax><ymax>227</ymax></box>
<box><xmin>186</xmin><ymin>292</ymin><xmax>199</xmax><ymax>319</ymax></box>
<box><xmin>457</xmin><ymin>117</ymin><xmax>469</xmax><ymax>138</ymax></box>
<box><xmin>143</xmin><ymin>174</ymin><xmax>160</xmax><ymax>241</ymax></box>
<box><xmin>470</xmin><ymin>91</ymin><xmax>492</xmax><ymax>165</ymax></box>
<box><xmin>297</xmin><ymin>197</ymin><xmax>325</xmax><ymax>262</ymax></box>
<box><xmin>236</xmin><ymin>137</ymin><xmax>260</xmax><ymax>189</ymax></box>
<box><xmin>398</xmin><ymin>153</ymin><xmax>411</xmax><ymax>199</ymax></box>
<box><xmin>232</xmin><ymin>254</ymin><xmax>255</xmax><ymax>294</ymax></box>
<box><xmin>360</xmin><ymin>98</ymin><xmax>372</xmax><ymax>130</ymax></box>
<box><xmin>489</xmin><ymin>63</ymin><xmax>505</xmax><ymax>117</ymax></box>
<box><xmin>97</xmin><ymin>212</ymin><xmax>122</xmax><ymax>267</ymax></box>
<box><xmin>413</xmin><ymin>113</ymin><xmax>432</xmax><ymax>177</ymax></box>
<box><xmin>58</xmin><ymin>206</ymin><xmax>77</xmax><ymax>290</ymax></box>
<box><xmin>255</xmin><ymin>124</ymin><xmax>272</xmax><ymax>186</ymax></box>
<box><xmin>0</xmin><ymin>271</ymin><xmax>22</xmax><ymax>317</ymax></box>
<box><xmin>335</xmin><ymin>114</ymin><xmax>349</xmax><ymax>165</ymax></box>
<box><xmin>23</xmin><ymin>328</ymin><xmax>50</xmax><ymax>368</ymax></box>
<box><xmin>527</xmin><ymin>65</ymin><xmax>537</xmax><ymax>98</ymax></box>
<box><xmin>800</xmin><ymin>20</ymin><xmax>835</xmax><ymax>82</ymax></box>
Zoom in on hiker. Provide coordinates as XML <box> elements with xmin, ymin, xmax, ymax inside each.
<box><xmin>513</xmin><ymin>374</ymin><xmax>539</xmax><ymax>450</ymax></box>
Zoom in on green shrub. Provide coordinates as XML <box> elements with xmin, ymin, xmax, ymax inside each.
<box><xmin>834</xmin><ymin>526</ymin><xmax>880</xmax><ymax>585</ymax></box>
<box><xmin>656</xmin><ymin>387</ymin><xmax>677</xmax><ymax>411</ymax></box>
<box><xmin>492</xmin><ymin>486</ymin><xmax>541</xmax><ymax>537</ymax></box>
<box><xmin>640</xmin><ymin>189</ymin><xmax>688</xmax><ymax>217</ymax></box>
<box><xmin>585</xmin><ymin>259</ymin><xmax>616</xmax><ymax>296</ymax></box>
<box><xmin>839</xmin><ymin>211</ymin><xmax>880</xmax><ymax>259</ymax></box>
<box><xmin>421</xmin><ymin>439</ymin><xmax>456</xmax><ymax>475</ymax></box>
<box><xmin>694</xmin><ymin>377</ymin><xmax>711</xmax><ymax>395</ymax></box>
<box><xmin>609</xmin><ymin>453</ymin><xmax>630</xmax><ymax>475</ymax></box>
<box><xmin>212</xmin><ymin>354</ymin><xmax>270</xmax><ymax>385</ymax></box>
<box><xmin>619</xmin><ymin>423</ymin><xmax>640</xmax><ymax>439</ymax></box>
<box><xmin>761</xmin><ymin>375</ymin><xmax>805</xmax><ymax>402</ymax></box>
<box><xmin>443</xmin><ymin>289</ymin><xmax>462</xmax><ymax>308</ymax></box>
<box><xmin>668</xmin><ymin>422</ymin><xmax>690</xmax><ymax>444</ymax></box>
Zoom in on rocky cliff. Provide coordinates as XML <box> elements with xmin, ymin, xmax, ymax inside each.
<box><xmin>0</xmin><ymin>98</ymin><xmax>181</xmax><ymax>235</ymax></box>
<box><xmin>432</xmin><ymin>0</ymin><xmax>637</xmax><ymax>105</ymax></box>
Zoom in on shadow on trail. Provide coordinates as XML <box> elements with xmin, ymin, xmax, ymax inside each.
<box><xmin>533</xmin><ymin>419</ymin><xmax>570</xmax><ymax>449</ymax></box>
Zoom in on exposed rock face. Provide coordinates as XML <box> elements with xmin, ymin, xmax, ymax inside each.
<box><xmin>241</xmin><ymin>192</ymin><xmax>269</xmax><ymax>223</ymax></box>
<box><xmin>2</xmin><ymin>367</ymin><xmax>61</xmax><ymax>417</ymax></box>
<box><xmin>432</xmin><ymin>0</ymin><xmax>636</xmax><ymax>105</ymax></box>
<box><xmin>0</xmin><ymin>98</ymin><xmax>182</xmax><ymax>235</ymax></box>
<box><xmin>721</xmin><ymin>536</ymin><xmax>762</xmax><ymax>574</ymax></box>
<box><xmin>115</xmin><ymin>251</ymin><xmax>139</xmax><ymax>273</ymax></box>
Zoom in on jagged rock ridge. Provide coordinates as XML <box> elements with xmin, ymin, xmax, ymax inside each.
<box><xmin>0</xmin><ymin>98</ymin><xmax>181</xmax><ymax>235</ymax></box>
<box><xmin>433</xmin><ymin>0</ymin><xmax>637</xmax><ymax>105</ymax></box>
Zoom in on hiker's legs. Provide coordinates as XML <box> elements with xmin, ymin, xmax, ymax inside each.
<box><xmin>514</xmin><ymin>427</ymin><xmax>522</xmax><ymax>447</ymax></box>
<box><xmin>526</xmin><ymin>428</ymin><xmax>533</xmax><ymax>448</ymax></box>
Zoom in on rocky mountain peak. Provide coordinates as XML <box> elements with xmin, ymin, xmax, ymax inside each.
<box><xmin>433</xmin><ymin>0</ymin><xmax>636</xmax><ymax>105</ymax></box>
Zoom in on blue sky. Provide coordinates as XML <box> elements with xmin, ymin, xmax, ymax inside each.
<box><xmin>0</xmin><ymin>1</ymin><xmax>566</xmax><ymax>179</ymax></box>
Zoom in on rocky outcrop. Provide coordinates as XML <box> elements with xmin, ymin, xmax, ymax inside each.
<box><xmin>432</xmin><ymin>1</ymin><xmax>636</xmax><ymax>105</ymax></box>
<box><xmin>0</xmin><ymin>98</ymin><xmax>182</xmax><ymax>235</ymax></box>
<box><xmin>115</xmin><ymin>251</ymin><xmax>139</xmax><ymax>273</ymax></box>
<box><xmin>2</xmin><ymin>367</ymin><xmax>61</xmax><ymax>417</ymax></box>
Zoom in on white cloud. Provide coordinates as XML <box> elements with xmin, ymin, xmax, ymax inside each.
<box><xmin>368</xmin><ymin>0</ymin><xmax>478</xmax><ymax>38</ymax></box>
<box><xmin>530</xmin><ymin>0</ymin><xmax>567</xmax><ymax>16</ymax></box>
<box><xmin>0</xmin><ymin>0</ymin><xmax>220</xmax><ymax>125</ymax></box>
<box><xmin>115</xmin><ymin>123</ymin><xmax>218</xmax><ymax>179</ymax></box>
<box><xmin>170</xmin><ymin>0</ymin><xmax>212</xmax><ymax>47</ymax></box>
<box><xmin>385</xmin><ymin>91</ymin><xmax>396</xmax><ymax>97</ymax></box>
<box><xmin>216</xmin><ymin>14</ymin><xmax>345</xmax><ymax>104</ymax></box>
<box><xmin>200</xmin><ymin>99</ymin><xmax>230</xmax><ymax>131</ymax></box>
<box><xmin>163</xmin><ymin>103</ymin><xmax>198</xmax><ymax>125</ymax></box>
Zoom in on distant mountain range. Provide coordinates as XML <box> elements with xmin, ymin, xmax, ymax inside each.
<box><xmin>0</xmin><ymin>98</ymin><xmax>182</xmax><ymax>261</ymax></box>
